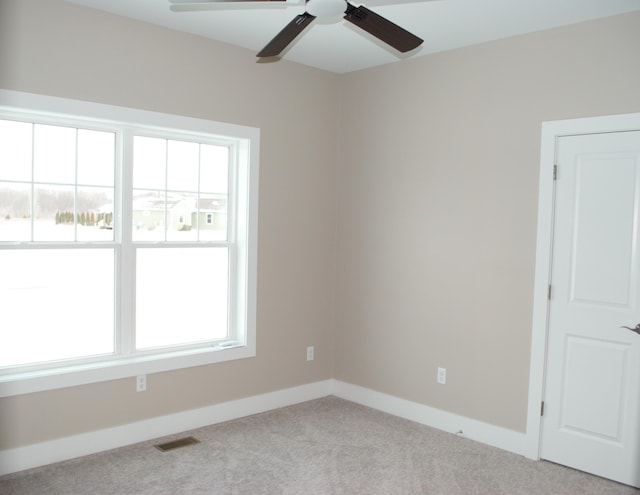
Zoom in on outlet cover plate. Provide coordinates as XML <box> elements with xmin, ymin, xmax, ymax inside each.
<box><xmin>437</xmin><ymin>367</ymin><xmax>446</xmax><ymax>384</ymax></box>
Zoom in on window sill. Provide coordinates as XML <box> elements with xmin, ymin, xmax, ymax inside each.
<box><xmin>0</xmin><ymin>343</ymin><xmax>255</xmax><ymax>398</ymax></box>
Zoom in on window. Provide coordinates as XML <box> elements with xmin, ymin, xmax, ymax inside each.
<box><xmin>0</xmin><ymin>90</ymin><xmax>259</xmax><ymax>396</ymax></box>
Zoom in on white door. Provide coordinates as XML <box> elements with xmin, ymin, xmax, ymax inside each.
<box><xmin>540</xmin><ymin>131</ymin><xmax>640</xmax><ymax>487</ymax></box>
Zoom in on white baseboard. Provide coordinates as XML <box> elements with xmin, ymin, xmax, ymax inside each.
<box><xmin>331</xmin><ymin>380</ymin><xmax>532</xmax><ymax>459</ymax></box>
<box><xmin>1</xmin><ymin>378</ymin><xmax>534</xmax><ymax>476</ymax></box>
<box><xmin>0</xmin><ymin>379</ymin><xmax>333</xmax><ymax>476</ymax></box>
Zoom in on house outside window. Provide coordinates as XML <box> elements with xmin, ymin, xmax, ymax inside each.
<box><xmin>0</xmin><ymin>91</ymin><xmax>259</xmax><ymax>397</ymax></box>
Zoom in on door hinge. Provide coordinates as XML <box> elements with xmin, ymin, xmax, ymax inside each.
<box><xmin>541</xmin><ymin>401</ymin><xmax>545</xmax><ymax>416</ymax></box>
<box><xmin>553</xmin><ymin>164</ymin><xmax>557</xmax><ymax>181</ymax></box>
<box><xmin>547</xmin><ymin>284</ymin><xmax>552</xmax><ymax>300</ymax></box>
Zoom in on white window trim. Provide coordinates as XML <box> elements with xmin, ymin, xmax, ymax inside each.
<box><xmin>0</xmin><ymin>90</ymin><xmax>259</xmax><ymax>398</ymax></box>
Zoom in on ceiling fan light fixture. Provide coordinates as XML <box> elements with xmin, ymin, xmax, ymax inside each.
<box><xmin>305</xmin><ymin>0</ymin><xmax>346</xmax><ymax>17</ymax></box>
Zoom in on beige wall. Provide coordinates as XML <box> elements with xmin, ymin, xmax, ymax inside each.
<box><xmin>334</xmin><ymin>12</ymin><xmax>640</xmax><ymax>432</ymax></box>
<box><xmin>0</xmin><ymin>0</ymin><xmax>339</xmax><ymax>450</ymax></box>
<box><xmin>1</xmin><ymin>0</ymin><xmax>639</xmax><ymax>451</ymax></box>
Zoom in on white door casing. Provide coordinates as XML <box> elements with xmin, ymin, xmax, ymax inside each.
<box><xmin>527</xmin><ymin>113</ymin><xmax>640</xmax><ymax>486</ymax></box>
<box><xmin>539</xmin><ymin>131</ymin><xmax>640</xmax><ymax>487</ymax></box>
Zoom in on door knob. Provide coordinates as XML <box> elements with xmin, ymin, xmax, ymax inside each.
<box><xmin>620</xmin><ymin>324</ymin><xmax>640</xmax><ymax>335</ymax></box>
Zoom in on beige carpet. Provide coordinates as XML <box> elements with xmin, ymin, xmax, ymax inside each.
<box><xmin>0</xmin><ymin>397</ymin><xmax>637</xmax><ymax>494</ymax></box>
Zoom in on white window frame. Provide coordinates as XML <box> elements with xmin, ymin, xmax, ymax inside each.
<box><xmin>0</xmin><ymin>90</ymin><xmax>259</xmax><ymax>398</ymax></box>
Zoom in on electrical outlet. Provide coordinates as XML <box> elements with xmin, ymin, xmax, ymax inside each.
<box><xmin>136</xmin><ymin>374</ymin><xmax>147</xmax><ymax>392</ymax></box>
<box><xmin>437</xmin><ymin>367</ymin><xmax>446</xmax><ymax>385</ymax></box>
<box><xmin>306</xmin><ymin>346</ymin><xmax>314</xmax><ymax>361</ymax></box>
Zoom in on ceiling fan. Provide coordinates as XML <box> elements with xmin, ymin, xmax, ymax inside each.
<box><xmin>169</xmin><ymin>0</ymin><xmax>423</xmax><ymax>58</ymax></box>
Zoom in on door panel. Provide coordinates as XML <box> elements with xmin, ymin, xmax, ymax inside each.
<box><xmin>570</xmin><ymin>155</ymin><xmax>636</xmax><ymax>306</ymax></box>
<box><xmin>561</xmin><ymin>336</ymin><xmax>628</xmax><ymax>441</ymax></box>
<box><xmin>541</xmin><ymin>131</ymin><xmax>640</xmax><ymax>487</ymax></box>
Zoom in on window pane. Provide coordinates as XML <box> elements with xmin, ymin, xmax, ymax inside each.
<box><xmin>133</xmin><ymin>189</ymin><xmax>166</xmax><ymax>241</ymax></box>
<box><xmin>197</xmin><ymin>193</ymin><xmax>227</xmax><ymax>241</ymax></box>
<box><xmin>133</xmin><ymin>136</ymin><xmax>165</xmax><ymax>190</ymax></box>
<box><xmin>77</xmin><ymin>129</ymin><xmax>115</xmax><ymax>186</ymax></box>
<box><xmin>136</xmin><ymin>247</ymin><xmax>228</xmax><ymax>349</ymax></box>
<box><xmin>32</xmin><ymin>185</ymin><xmax>73</xmax><ymax>241</ymax></box>
<box><xmin>165</xmin><ymin>192</ymin><xmax>197</xmax><ymax>241</ymax></box>
<box><xmin>0</xmin><ymin>119</ymin><xmax>32</xmax><ymax>182</ymax></box>
<box><xmin>0</xmin><ymin>249</ymin><xmax>115</xmax><ymax>368</ymax></box>
<box><xmin>200</xmin><ymin>144</ymin><xmax>228</xmax><ymax>194</ymax></box>
<box><xmin>77</xmin><ymin>187</ymin><xmax>115</xmax><ymax>241</ymax></box>
<box><xmin>167</xmin><ymin>140</ymin><xmax>198</xmax><ymax>192</ymax></box>
<box><xmin>33</xmin><ymin>124</ymin><xmax>76</xmax><ymax>184</ymax></box>
<box><xmin>34</xmin><ymin>185</ymin><xmax>75</xmax><ymax>241</ymax></box>
<box><xmin>0</xmin><ymin>182</ymin><xmax>31</xmax><ymax>241</ymax></box>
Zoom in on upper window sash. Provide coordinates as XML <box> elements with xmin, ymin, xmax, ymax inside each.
<box><xmin>128</xmin><ymin>132</ymin><xmax>233</xmax><ymax>244</ymax></box>
<box><xmin>0</xmin><ymin>117</ymin><xmax>121</xmax><ymax>245</ymax></box>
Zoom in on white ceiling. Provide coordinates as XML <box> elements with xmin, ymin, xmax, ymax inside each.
<box><xmin>65</xmin><ymin>0</ymin><xmax>640</xmax><ymax>73</ymax></box>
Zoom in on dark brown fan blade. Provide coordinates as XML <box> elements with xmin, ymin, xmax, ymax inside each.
<box><xmin>257</xmin><ymin>12</ymin><xmax>316</xmax><ymax>57</ymax></box>
<box><xmin>343</xmin><ymin>3</ymin><xmax>422</xmax><ymax>53</ymax></box>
